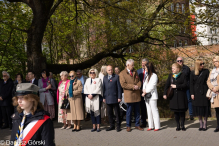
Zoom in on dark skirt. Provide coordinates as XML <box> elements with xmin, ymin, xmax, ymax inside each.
<box><xmin>193</xmin><ymin>106</ymin><xmax>211</xmax><ymax>117</ymax></box>
<box><xmin>170</xmin><ymin>108</ymin><xmax>187</xmax><ymax>112</ymax></box>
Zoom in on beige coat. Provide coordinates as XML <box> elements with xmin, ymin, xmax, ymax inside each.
<box><xmin>65</xmin><ymin>79</ymin><xmax>84</xmax><ymax>120</ymax></box>
<box><xmin>119</xmin><ymin>68</ymin><xmax>141</xmax><ymax>103</ymax></box>
<box><xmin>207</xmin><ymin>70</ymin><xmax>219</xmax><ymax>108</ymax></box>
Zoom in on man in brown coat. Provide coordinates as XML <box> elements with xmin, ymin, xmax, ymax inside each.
<box><xmin>119</xmin><ymin>59</ymin><xmax>143</xmax><ymax>132</ymax></box>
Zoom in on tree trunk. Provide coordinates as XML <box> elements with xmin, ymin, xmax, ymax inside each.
<box><xmin>25</xmin><ymin>0</ymin><xmax>54</xmax><ymax>78</ymax></box>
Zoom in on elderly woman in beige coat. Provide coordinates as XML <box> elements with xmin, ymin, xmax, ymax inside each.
<box><xmin>207</xmin><ymin>56</ymin><xmax>219</xmax><ymax>132</ymax></box>
<box><xmin>66</xmin><ymin>70</ymin><xmax>84</xmax><ymax>132</ymax></box>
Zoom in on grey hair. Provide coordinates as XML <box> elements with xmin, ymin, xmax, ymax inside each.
<box><xmin>60</xmin><ymin>71</ymin><xmax>68</xmax><ymax>77</ymax></box>
<box><xmin>126</xmin><ymin>59</ymin><xmax>134</xmax><ymax>66</ymax></box>
<box><xmin>2</xmin><ymin>71</ymin><xmax>10</xmax><ymax>78</ymax></box>
<box><xmin>177</xmin><ymin>56</ymin><xmax>184</xmax><ymax>62</ymax></box>
<box><xmin>142</xmin><ymin>58</ymin><xmax>149</xmax><ymax>62</ymax></box>
<box><xmin>76</xmin><ymin>69</ymin><xmax>82</xmax><ymax>73</ymax></box>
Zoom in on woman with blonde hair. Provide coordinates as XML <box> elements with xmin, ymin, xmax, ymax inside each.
<box><xmin>207</xmin><ymin>56</ymin><xmax>219</xmax><ymax>132</ymax></box>
<box><xmin>84</xmin><ymin>68</ymin><xmax>103</xmax><ymax>132</ymax></box>
<box><xmin>163</xmin><ymin>63</ymin><xmax>188</xmax><ymax>131</ymax></box>
<box><xmin>66</xmin><ymin>70</ymin><xmax>84</xmax><ymax>132</ymax></box>
<box><xmin>98</xmin><ymin>65</ymin><xmax>108</xmax><ymax>122</ymax></box>
<box><xmin>190</xmin><ymin>59</ymin><xmax>210</xmax><ymax>131</ymax></box>
<box><xmin>57</xmin><ymin>71</ymin><xmax>71</xmax><ymax>129</ymax></box>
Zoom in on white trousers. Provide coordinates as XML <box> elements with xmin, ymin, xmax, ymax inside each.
<box><xmin>145</xmin><ymin>99</ymin><xmax>160</xmax><ymax>129</ymax></box>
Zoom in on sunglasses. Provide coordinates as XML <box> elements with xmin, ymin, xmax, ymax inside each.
<box><xmin>200</xmin><ymin>63</ymin><xmax>205</xmax><ymax>66</ymax></box>
<box><xmin>177</xmin><ymin>60</ymin><xmax>183</xmax><ymax>63</ymax></box>
<box><xmin>90</xmin><ymin>72</ymin><xmax>95</xmax><ymax>74</ymax></box>
<box><xmin>69</xmin><ymin>75</ymin><xmax>74</xmax><ymax>78</ymax></box>
<box><xmin>2</xmin><ymin>75</ymin><xmax>7</xmax><ymax>77</ymax></box>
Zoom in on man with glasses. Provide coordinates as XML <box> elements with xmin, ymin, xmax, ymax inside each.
<box><xmin>76</xmin><ymin>70</ymin><xmax>89</xmax><ymax>121</ymax></box>
<box><xmin>177</xmin><ymin>57</ymin><xmax>194</xmax><ymax>120</ymax></box>
<box><xmin>27</xmin><ymin>71</ymin><xmax>38</xmax><ymax>86</ymax></box>
<box><xmin>0</xmin><ymin>71</ymin><xmax>14</xmax><ymax>129</ymax></box>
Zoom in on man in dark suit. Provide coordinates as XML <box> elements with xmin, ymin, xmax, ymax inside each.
<box><xmin>28</xmin><ymin>71</ymin><xmax>38</xmax><ymax>86</ymax></box>
<box><xmin>0</xmin><ymin>71</ymin><xmax>14</xmax><ymax>129</ymax></box>
<box><xmin>137</xmin><ymin>58</ymin><xmax>149</xmax><ymax>128</ymax></box>
<box><xmin>103</xmin><ymin>65</ymin><xmax>122</xmax><ymax>132</ymax></box>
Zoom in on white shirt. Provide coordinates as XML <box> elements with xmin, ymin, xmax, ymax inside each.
<box><xmin>127</xmin><ymin>68</ymin><xmax>131</xmax><ymax>74</ymax></box>
<box><xmin>142</xmin><ymin>73</ymin><xmax>158</xmax><ymax>100</ymax></box>
<box><xmin>31</xmin><ymin>78</ymin><xmax>35</xmax><ymax>83</ymax></box>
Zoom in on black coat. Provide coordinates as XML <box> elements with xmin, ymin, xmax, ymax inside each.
<box><xmin>103</xmin><ymin>74</ymin><xmax>122</xmax><ymax>104</ymax></box>
<box><xmin>0</xmin><ymin>78</ymin><xmax>14</xmax><ymax>106</ymax></box>
<box><xmin>10</xmin><ymin>110</ymin><xmax>55</xmax><ymax>146</ymax></box>
<box><xmin>190</xmin><ymin>69</ymin><xmax>210</xmax><ymax>107</ymax></box>
<box><xmin>182</xmin><ymin>64</ymin><xmax>191</xmax><ymax>88</ymax></box>
<box><xmin>27</xmin><ymin>79</ymin><xmax>38</xmax><ymax>86</ymax></box>
<box><xmin>164</xmin><ymin>73</ymin><xmax>188</xmax><ymax>111</ymax></box>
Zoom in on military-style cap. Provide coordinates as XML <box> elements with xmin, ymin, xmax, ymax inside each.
<box><xmin>16</xmin><ymin>83</ymin><xmax>39</xmax><ymax>96</ymax></box>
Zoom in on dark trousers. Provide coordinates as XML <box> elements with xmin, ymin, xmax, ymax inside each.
<box><xmin>215</xmin><ymin>108</ymin><xmax>219</xmax><ymax>128</ymax></box>
<box><xmin>90</xmin><ymin>101</ymin><xmax>102</xmax><ymax>124</ymax></box>
<box><xmin>186</xmin><ymin>89</ymin><xmax>193</xmax><ymax>116</ymax></box>
<box><xmin>140</xmin><ymin>96</ymin><xmax>147</xmax><ymax>125</ymax></box>
<box><xmin>82</xmin><ymin>93</ymin><xmax>90</xmax><ymax>118</ymax></box>
<box><xmin>107</xmin><ymin>103</ymin><xmax>121</xmax><ymax>128</ymax></box>
<box><xmin>174</xmin><ymin>112</ymin><xmax>185</xmax><ymax>128</ymax></box>
<box><xmin>1</xmin><ymin>106</ymin><xmax>12</xmax><ymax>127</ymax></box>
<box><xmin>0</xmin><ymin>107</ymin><xmax>2</xmax><ymax>126</ymax></box>
<box><xmin>126</xmin><ymin>102</ymin><xmax>140</xmax><ymax>127</ymax></box>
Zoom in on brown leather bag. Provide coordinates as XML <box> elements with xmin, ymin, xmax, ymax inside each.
<box><xmin>167</xmin><ymin>75</ymin><xmax>174</xmax><ymax>98</ymax></box>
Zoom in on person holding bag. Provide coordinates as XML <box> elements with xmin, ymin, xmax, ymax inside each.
<box><xmin>66</xmin><ymin>70</ymin><xmax>84</xmax><ymax>132</ymax></box>
<box><xmin>207</xmin><ymin>56</ymin><xmax>219</xmax><ymax>132</ymax></box>
<box><xmin>142</xmin><ymin>62</ymin><xmax>160</xmax><ymax>131</ymax></box>
<box><xmin>163</xmin><ymin>63</ymin><xmax>188</xmax><ymax>131</ymax></box>
<box><xmin>57</xmin><ymin>71</ymin><xmax>71</xmax><ymax>129</ymax></box>
<box><xmin>190</xmin><ymin>59</ymin><xmax>210</xmax><ymax>131</ymax></box>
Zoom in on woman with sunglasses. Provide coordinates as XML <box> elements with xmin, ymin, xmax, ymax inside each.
<box><xmin>84</xmin><ymin>68</ymin><xmax>103</xmax><ymax>132</ymax></box>
<box><xmin>207</xmin><ymin>56</ymin><xmax>219</xmax><ymax>132</ymax></box>
<box><xmin>65</xmin><ymin>70</ymin><xmax>84</xmax><ymax>132</ymax></box>
<box><xmin>38</xmin><ymin>69</ymin><xmax>56</xmax><ymax>120</ymax></box>
<box><xmin>190</xmin><ymin>59</ymin><xmax>210</xmax><ymax>131</ymax></box>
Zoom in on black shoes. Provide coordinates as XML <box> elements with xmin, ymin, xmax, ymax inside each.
<box><xmin>199</xmin><ymin>128</ymin><xmax>203</xmax><ymax>131</ymax></box>
<box><xmin>106</xmin><ymin>126</ymin><xmax>115</xmax><ymax>131</ymax></box>
<box><xmin>97</xmin><ymin>128</ymin><xmax>101</xmax><ymax>132</ymax></box>
<box><xmin>72</xmin><ymin>129</ymin><xmax>76</xmax><ymax>132</ymax></box>
<box><xmin>181</xmin><ymin>127</ymin><xmax>186</xmax><ymax>131</ymax></box>
<box><xmin>214</xmin><ymin>128</ymin><xmax>219</xmax><ymax>132</ymax></box>
<box><xmin>140</xmin><ymin>124</ymin><xmax>147</xmax><ymax>128</ymax></box>
<box><xmin>91</xmin><ymin>128</ymin><xmax>97</xmax><ymax>132</ymax></box>
<box><xmin>116</xmin><ymin>127</ymin><xmax>121</xmax><ymax>132</ymax></box>
<box><xmin>176</xmin><ymin>127</ymin><xmax>181</xmax><ymax>131</ymax></box>
<box><xmin>190</xmin><ymin>115</ymin><xmax>194</xmax><ymax>120</ymax></box>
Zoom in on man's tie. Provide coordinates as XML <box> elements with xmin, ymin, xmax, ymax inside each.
<box><xmin>143</xmin><ymin>69</ymin><xmax>145</xmax><ymax>82</ymax></box>
<box><xmin>130</xmin><ymin>71</ymin><xmax>133</xmax><ymax>77</ymax></box>
<box><xmin>30</xmin><ymin>80</ymin><xmax>32</xmax><ymax>83</ymax></box>
<box><xmin>108</xmin><ymin>76</ymin><xmax>111</xmax><ymax>80</ymax></box>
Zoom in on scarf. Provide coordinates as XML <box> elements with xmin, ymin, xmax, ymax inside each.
<box><xmin>210</xmin><ymin>68</ymin><xmax>219</xmax><ymax>103</ymax></box>
<box><xmin>69</xmin><ymin>78</ymin><xmax>76</xmax><ymax>98</ymax></box>
<box><xmin>173</xmin><ymin>72</ymin><xmax>181</xmax><ymax>79</ymax></box>
<box><xmin>42</xmin><ymin>77</ymin><xmax>49</xmax><ymax>93</ymax></box>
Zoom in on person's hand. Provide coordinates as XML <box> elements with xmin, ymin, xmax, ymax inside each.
<box><xmin>103</xmin><ymin>99</ymin><xmax>106</xmax><ymax>103</ymax></box>
<box><xmin>171</xmin><ymin>84</ymin><xmax>176</xmax><ymax>88</ymax></box>
<box><xmin>134</xmin><ymin>85</ymin><xmax>139</xmax><ymax>90</ymax></box>
<box><xmin>191</xmin><ymin>95</ymin><xmax>194</xmax><ymax>100</ymax></box>
<box><xmin>46</xmin><ymin>84</ymin><xmax>51</xmax><ymax>90</ymax></box>
<box><xmin>0</xmin><ymin>97</ymin><xmax>3</xmax><ymax>101</ymax></box>
<box><xmin>118</xmin><ymin>99</ymin><xmax>121</xmax><ymax>102</ymax></box>
<box><xmin>143</xmin><ymin>89</ymin><xmax>146</xmax><ymax>93</ymax></box>
<box><xmin>213</xmin><ymin>87</ymin><xmax>217</xmax><ymax>93</ymax></box>
<box><xmin>163</xmin><ymin>95</ymin><xmax>167</xmax><ymax>99</ymax></box>
<box><xmin>88</xmin><ymin>94</ymin><xmax>93</xmax><ymax>100</ymax></box>
<box><xmin>142</xmin><ymin>93</ymin><xmax>145</xmax><ymax>97</ymax></box>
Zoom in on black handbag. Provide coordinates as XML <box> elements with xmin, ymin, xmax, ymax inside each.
<box><xmin>144</xmin><ymin>92</ymin><xmax>152</xmax><ymax>99</ymax></box>
<box><xmin>167</xmin><ymin>76</ymin><xmax>174</xmax><ymax>98</ymax></box>
<box><xmin>61</xmin><ymin>96</ymin><xmax>70</xmax><ymax>109</ymax></box>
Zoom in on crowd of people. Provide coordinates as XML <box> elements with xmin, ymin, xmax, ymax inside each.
<box><xmin>0</xmin><ymin>56</ymin><xmax>219</xmax><ymax>141</ymax></box>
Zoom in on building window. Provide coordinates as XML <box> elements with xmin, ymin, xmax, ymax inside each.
<box><xmin>171</xmin><ymin>3</ymin><xmax>174</xmax><ymax>12</ymax></box>
<box><xmin>215</xmin><ymin>29</ymin><xmax>218</xmax><ymax>34</ymax></box>
<box><xmin>174</xmin><ymin>40</ymin><xmax>177</xmax><ymax>48</ymax></box>
<box><xmin>179</xmin><ymin>40</ymin><xmax>182</xmax><ymax>47</ymax></box>
<box><xmin>216</xmin><ymin>38</ymin><xmax>218</xmax><ymax>44</ymax></box>
<box><xmin>184</xmin><ymin>40</ymin><xmax>188</xmax><ymax>46</ymax></box>
<box><xmin>176</xmin><ymin>3</ymin><xmax>180</xmax><ymax>13</ymax></box>
<box><xmin>211</xmin><ymin>38</ymin><xmax>214</xmax><ymax>44</ymax></box>
<box><xmin>182</xmin><ymin>4</ymin><xmax>185</xmax><ymax>14</ymax></box>
<box><xmin>129</xmin><ymin>46</ymin><xmax>133</xmax><ymax>53</ymax></box>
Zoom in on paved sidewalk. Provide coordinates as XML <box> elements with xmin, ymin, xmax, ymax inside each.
<box><xmin>1</xmin><ymin>118</ymin><xmax>219</xmax><ymax>146</ymax></box>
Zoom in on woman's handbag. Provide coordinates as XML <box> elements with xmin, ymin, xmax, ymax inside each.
<box><xmin>144</xmin><ymin>92</ymin><xmax>152</xmax><ymax>99</ymax></box>
<box><xmin>167</xmin><ymin>76</ymin><xmax>174</xmax><ymax>98</ymax></box>
<box><xmin>61</xmin><ymin>96</ymin><xmax>70</xmax><ymax>109</ymax></box>
<box><xmin>206</xmin><ymin>89</ymin><xmax>212</xmax><ymax>98</ymax></box>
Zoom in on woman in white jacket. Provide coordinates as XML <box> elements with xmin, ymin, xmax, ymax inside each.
<box><xmin>142</xmin><ymin>62</ymin><xmax>160</xmax><ymax>131</ymax></box>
